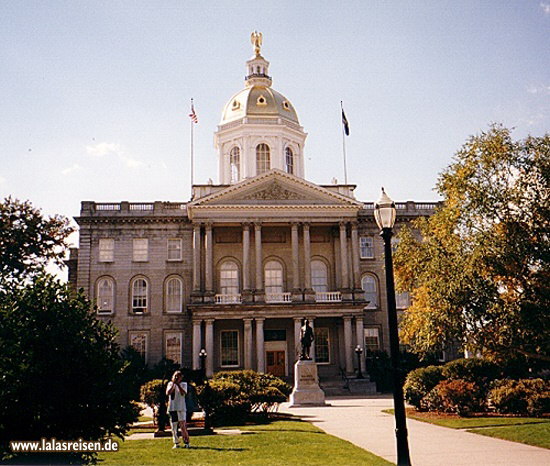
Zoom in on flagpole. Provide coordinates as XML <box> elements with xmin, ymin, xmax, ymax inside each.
<box><xmin>341</xmin><ymin>101</ymin><xmax>348</xmax><ymax>185</ymax></box>
<box><xmin>190</xmin><ymin>98</ymin><xmax>194</xmax><ymax>198</ymax></box>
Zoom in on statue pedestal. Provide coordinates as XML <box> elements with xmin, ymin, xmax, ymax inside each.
<box><xmin>289</xmin><ymin>360</ymin><xmax>326</xmax><ymax>407</ymax></box>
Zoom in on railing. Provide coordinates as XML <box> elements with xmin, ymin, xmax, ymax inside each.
<box><xmin>215</xmin><ymin>294</ymin><xmax>242</xmax><ymax>304</ymax></box>
<box><xmin>265</xmin><ymin>292</ymin><xmax>292</xmax><ymax>303</ymax></box>
<box><xmin>95</xmin><ymin>203</ymin><xmax>121</xmax><ymax>211</ymax></box>
<box><xmin>315</xmin><ymin>291</ymin><xmax>342</xmax><ymax>303</ymax></box>
<box><xmin>163</xmin><ymin>202</ymin><xmax>186</xmax><ymax>210</ymax></box>
<box><xmin>129</xmin><ymin>203</ymin><xmax>154</xmax><ymax>211</ymax></box>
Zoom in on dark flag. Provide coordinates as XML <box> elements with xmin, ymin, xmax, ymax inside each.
<box><xmin>341</xmin><ymin>108</ymin><xmax>350</xmax><ymax>136</ymax></box>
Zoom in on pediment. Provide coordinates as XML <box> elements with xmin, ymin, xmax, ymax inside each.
<box><xmin>189</xmin><ymin>170</ymin><xmax>362</xmax><ymax>208</ymax></box>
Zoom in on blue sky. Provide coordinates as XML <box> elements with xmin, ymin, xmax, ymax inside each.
<box><xmin>1</xmin><ymin>0</ymin><xmax>549</xmax><ymax>227</ymax></box>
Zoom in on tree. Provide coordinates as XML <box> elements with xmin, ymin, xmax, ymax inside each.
<box><xmin>0</xmin><ymin>275</ymin><xmax>139</xmax><ymax>461</ymax></box>
<box><xmin>394</xmin><ymin>125</ymin><xmax>550</xmax><ymax>363</ymax></box>
<box><xmin>0</xmin><ymin>196</ymin><xmax>74</xmax><ymax>280</ymax></box>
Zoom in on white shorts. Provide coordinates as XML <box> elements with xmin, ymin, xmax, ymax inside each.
<box><xmin>169</xmin><ymin>410</ymin><xmax>186</xmax><ymax>422</ymax></box>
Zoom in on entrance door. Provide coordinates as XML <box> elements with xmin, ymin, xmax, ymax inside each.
<box><xmin>266</xmin><ymin>350</ymin><xmax>285</xmax><ymax>377</ymax></box>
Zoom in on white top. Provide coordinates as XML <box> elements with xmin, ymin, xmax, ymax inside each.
<box><xmin>166</xmin><ymin>381</ymin><xmax>187</xmax><ymax>412</ymax></box>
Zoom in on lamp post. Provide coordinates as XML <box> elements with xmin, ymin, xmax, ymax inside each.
<box><xmin>354</xmin><ymin>345</ymin><xmax>364</xmax><ymax>379</ymax></box>
<box><xmin>199</xmin><ymin>348</ymin><xmax>208</xmax><ymax>380</ymax></box>
<box><xmin>374</xmin><ymin>188</ymin><xmax>411</xmax><ymax>466</ymax></box>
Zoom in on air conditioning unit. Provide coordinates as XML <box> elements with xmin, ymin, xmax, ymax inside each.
<box><xmin>133</xmin><ymin>308</ymin><xmax>146</xmax><ymax>314</ymax></box>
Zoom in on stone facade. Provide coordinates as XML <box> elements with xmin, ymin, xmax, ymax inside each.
<box><xmin>69</xmin><ymin>35</ymin><xmax>439</xmax><ymax>382</ymax></box>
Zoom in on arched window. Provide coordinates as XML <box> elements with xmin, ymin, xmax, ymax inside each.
<box><xmin>285</xmin><ymin>147</ymin><xmax>294</xmax><ymax>174</ymax></box>
<box><xmin>265</xmin><ymin>260</ymin><xmax>284</xmax><ymax>294</ymax></box>
<box><xmin>220</xmin><ymin>261</ymin><xmax>239</xmax><ymax>295</ymax></box>
<box><xmin>131</xmin><ymin>277</ymin><xmax>148</xmax><ymax>314</ymax></box>
<box><xmin>311</xmin><ymin>260</ymin><xmax>328</xmax><ymax>292</ymax></box>
<box><xmin>256</xmin><ymin>143</ymin><xmax>270</xmax><ymax>175</ymax></box>
<box><xmin>165</xmin><ymin>276</ymin><xmax>183</xmax><ymax>313</ymax></box>
<box><xmin>362</xmin><ymin>274</ymin><xmax>379</xmax><ymax>309</ymax></box>
<box><xmin>230</xmin><ymin>146</ymin><xmax>240</xmax><ymax>183</ymax></box>
<box><xmin>97</xmin><ymin>277</ymin><xmax>114</xmax><ymax>314</ymax></box>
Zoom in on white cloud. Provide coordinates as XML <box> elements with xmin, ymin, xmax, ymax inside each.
<box><xmin>527</xmin><ymin>84</ymin><xmax>550</xmax><ymax>95</ymax></box>
<box><xmin>541</xmin><ymin>2</ymin><xmax>550</xmax><ymax>14</ymax></box>
<box><xmin>0</xmin><ymin>175</ymin><xmax>6</xmax><ymax>185</ymax></box>
<box><xmin>61</xmin><ymin>163</ymin><xmax>82</xmax><ymax>175</ymax></box>
<box><xmin>85</xmin><ymin>142</ymin><xmax>145</xmax><ymax>168</ymax></box>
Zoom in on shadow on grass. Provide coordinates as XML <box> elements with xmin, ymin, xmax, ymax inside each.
<box><xmin>187</xmin><ymin>446</ymin><xmax>249</xmax><ymax>452</ymax></box>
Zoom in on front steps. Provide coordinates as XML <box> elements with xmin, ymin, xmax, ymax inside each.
<box><xmin>320</xmin><ymin>376</ymin><xmax>377</xmax><ymax>396</ymax></box>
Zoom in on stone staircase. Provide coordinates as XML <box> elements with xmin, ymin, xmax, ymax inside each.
<box><xmin>320</xmin><ymin>376</ymin><xmax>377</xmax><ymax>396</ymax></box>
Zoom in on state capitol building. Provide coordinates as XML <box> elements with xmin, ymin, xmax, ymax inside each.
<box><xmin>68</xmin><ymin>34</ymin><xmax>438</xmax><ymax>384</ymax></box>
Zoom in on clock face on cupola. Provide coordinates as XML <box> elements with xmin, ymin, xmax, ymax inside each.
<box><xmin>214</xmin><ymin>32</ymin><xmax>308</xmax><ymax>184</ymax></box>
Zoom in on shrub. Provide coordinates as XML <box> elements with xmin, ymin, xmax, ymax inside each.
<box><xmin>490</xmin><ymin>378</ymin><xmax>550</xmax><ymax>416</ymax></box>
<box><xmin>404</xmin><ymin>365</ymin><xmax>444</xmax><ymax>410</ymax></box>
<box><xmin>196</xmin><ymin>370</ymin><xmax>291</xmax><ymax>425</ymax></box>
<box><xmin>140</xmin><ymin>379</ymin><xmax>166</xmax><ymax>426</ymax></box>
<box><xmin>424</xmin><ymin>379</ymin><xmax>484</xmax><ymax>415</ymax></box>
<box><xmin>442</xmin><ymin>358</ymin><xmax>501</xmax><ymax>384</ymax></box>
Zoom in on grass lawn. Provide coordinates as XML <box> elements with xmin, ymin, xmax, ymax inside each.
<box><xmin>97</xmin><ymin>420</ymin><xmax>392</xmax><ymax>465</ymax></box>
<box><xmin>383</xmin><ymin>408</ymin><xmax>550</xmax><ymax>449</ymax></box>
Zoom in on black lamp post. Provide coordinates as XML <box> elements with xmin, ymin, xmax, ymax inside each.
<box><xmin>199</xmin><ymin>348</ymin><xmax>208</xmax><ymax>380</ymax></box>
<box><xmin>374</xmin><ymin>188</ymin><xmax>412</xmax><ymax>466</ymax></box>
<box><xmin>354</xmin><ymin>345</ymin><xmax>364</xmax><ymax>379</ymax></box>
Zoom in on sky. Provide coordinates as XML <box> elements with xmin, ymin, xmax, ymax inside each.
<box><xmin>1</xmin><ymin>1</ymin><xmax>549</xmax><ymax>240</ymax></box>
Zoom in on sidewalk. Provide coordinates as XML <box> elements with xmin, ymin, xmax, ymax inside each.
<box><xmin>279</xmin><ymin>396</ymin><xmax>550</xmax><ymax>466</ymax></box>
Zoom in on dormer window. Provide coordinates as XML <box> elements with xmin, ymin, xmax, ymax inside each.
<box><xmin>282</xmin><ymin>101</ymin><xmax>290</xmax><ymax>110</ymax></box>
<box><xmin>232</xmin><ymin>100</ymin><xmax>240</xmax><ymax>110</ymax></box>
<box><xmin>257</xmin><ymin>95</ymin><xmax>267</xmax><ymax>106</ymax></box>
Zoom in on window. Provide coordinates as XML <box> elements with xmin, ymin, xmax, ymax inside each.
<box><xmin>131</xmin><ymin>278</ymin><xmax>148</xmax><ymax>313</ymax></box>
<box><xmin>359</xmin><ymin>236</ymin><xmax>374</xmax><ymax>259</ymax></box>
<box><xmin>265</xmin><ymin>261</ymin><xmax>284</xmax><ymax>294</ymax></box>
<box><xmin>165</xmin><ymin>277</ymin><xmax>183</xmax><ymax>313</ymax></box>
<box><xmin>165</xmin><ymin>332</ymin><xmax>183</xmax><ymax>365</ymax></box>
<box><xmin>230</xmin><ymin>146</ymin><xmax>240</xmax><ymax>183</ymax></box>
<box><xmin>256</xmin><ymin>143</ymin><xmax>270</xmax><ymax>175</ymax></box>
<box><xmin>133</xmin><ymin>238</ymin><xmax>148</xmax><ymax>262</ymax></box>
<box><xmin>220</xmin><ymin>261</ymin><xmax>239</xmax><ymax>295</ymax></box>
<box><xmin>99</xmin><ymin>238</ymin><xmax>114</xmax><ymax>262</ymax></box>
<box><xmin>311</xmin><ymin>260</ymin><xmax>328</xmax><ymax>292</ymax></box>
<box><xmin>364</xmin><ymin>328</ymin><xmax>380</xmax><ymax>352</ymax></box>
<box><xmin>285</xmin><ymin>147</ymin><xmax>294</xmax><ymax>174</ymax></box>
<box><xmin>167</xmin><ymin>238</ymin><xmax>182</xmax><ymax>261</ymax></box>
<box><xmin>314</xmin><ymin>327</ymin><xmax>330</xmax><ymax>363</ymax></box>
<box><xmin>220</xmin><ymin>330</ymin><xmax>239</xmax><ymax>367</ymax></box>
<box><xmin>396</xmin><ymin>291</ymin><xmax>410</xmax><ymax>309</ymax></box>
<box><xmin>129</xmin><ymin>332</ymin><xmax>148</xmax><ymax>363</ymax></box>
<box><xmin>362</xmin><ymin>274</ymin><xmax>378</xmax><ymax>309</ymax></box>
<box><xmin>97</xmin><ymin>277</ymin><xmax>115</xmax><ymax>314</ymax></box>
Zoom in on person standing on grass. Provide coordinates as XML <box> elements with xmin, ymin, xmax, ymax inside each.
<box><xmin>166</xmin><ymin>370</ymin><xmax>190</xmax><ymax>449</ymax></box>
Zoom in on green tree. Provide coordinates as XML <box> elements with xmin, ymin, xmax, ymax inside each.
<box><xmin>0</xmin><ymin>197</ymin><xmax>74</xmax><ymax>280</ymax></box>
<box><xmin>0</xmin><ymin>275</ymin><xmax>139</xmax><ymax>461</ymax></box>
<box><xmin>394</xmin><ymin>125</ymin><xmax>549</xmax><ymax>363</ymax></box>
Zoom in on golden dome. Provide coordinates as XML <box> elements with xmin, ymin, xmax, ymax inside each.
<box><xmin>220</xmin><ymin>86</ymin><xmax>299</xmax><ymax>125</ymax></box>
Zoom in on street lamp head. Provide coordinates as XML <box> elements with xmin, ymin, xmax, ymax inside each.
<box><xmin>199</xmin><ymin>348</ymin><xmax>207</xmax><ymax>358</ymax></box>
<box><xmin>355</xmin><ymin>345</ymin><xmax>363</xmax><ymax>355</ymax></box>
<box><xmin>374</xmin><ymin>187</ymin><xmax>397</xmax><ymax>230</ymax></box>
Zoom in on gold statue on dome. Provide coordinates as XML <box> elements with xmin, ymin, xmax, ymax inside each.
<box><xmin>251</xmin><ymin>31</ymin><xmax>263</xmax><ymax>56</ymax></box>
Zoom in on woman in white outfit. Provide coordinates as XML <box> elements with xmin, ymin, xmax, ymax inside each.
<box><xmin>166</xmin><ymin>370</ymin><xmax>190</xmax><ymax>448</ymax></box>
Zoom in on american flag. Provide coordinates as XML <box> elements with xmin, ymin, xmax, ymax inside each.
<box><xmin>189</xmin><ymin>102</ymin><xmax>198</xmax><ymax>123</ymax></box>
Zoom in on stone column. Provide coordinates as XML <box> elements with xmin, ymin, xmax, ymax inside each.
<box><xmin>351</xmin><ymin>222</ymin><xmax>361</xmax><ymax>290</ymax></box>
<box><xmin>294</xmin><ymin>317</ymin><xmax>302</xmax><ymax>361</ymax></box>
<box><xmin>192</xmin><ymin>224</ymin><xmax>201</xmax><ymax>292</ymax></box>
<box><xmin>242</xmin><ymin>223</ymin><xmax>250</xmax><ymax>290</ymax></box>
<box><xmin>243</xmin><ymin>318</ymin><xmax>253</xmax><ymax>369</ymax></box>
<box><xmin>302</xmin><ymin>223</ymin><xmax>314</xmax><ymax>301</ymax></box>
<box><xmin>255</xmin><ymin>318</ymin><xmax>265</xmax><ymax>372</ymax></box>
<box><xmin>254</xmin><ymin>222</ymin><xmax>264</xmax><ymax>301</ymax></box>
<box><xmin>343</xmin><ymin>316</ymin><xmax>354</xmax><ymax>374</ymax></box>
<box><xmin>355</xmin><ymin>316</ymin><xmax>366</xmax><ymax>375</ymax></box>
<box><xmin>291</xmin><ymin>223</ymin><xmax>300</xmax><ymax>292</ymax></box>
<box><xmin>192</xmin><ymin>320</ymin><xmax>202</xmax><ymax>370</ymax></box>
<box><xmin>339</xmin><ymin>222</ymin><xmax>350</xmax><ymax>290</ymax></box>
<box><xmin>205</xmin><ymin>319</ymin><xmax>214</xmax><ymax>377</ymax></box>
<box><xmin>204</xmin><ymin>223</ymin><xmax>213</xmax><ymax>301</ymax></box>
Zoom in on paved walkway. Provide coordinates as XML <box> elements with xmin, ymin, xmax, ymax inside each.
<box><xmin>279</xmin><ymin>396</ymin><xmax>550</xmax><ymax>466</ymax></box>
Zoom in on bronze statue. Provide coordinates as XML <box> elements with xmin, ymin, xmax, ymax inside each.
<box><xmin>300</xmin><ymin>318</ymin><xmax>314</xmax><ymax>360</ymax></box>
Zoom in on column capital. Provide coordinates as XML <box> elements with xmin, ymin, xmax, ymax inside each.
<box><xmin>302</xmin><ymin>222</ymin><xmax>310</xmax><ymax>231</ymax></box>
<box><xmin>343</xmin><ymin>315</ymin><xmax>353</xmax><ymax>322</ymax></box>
<box><xmin>193</xmin><ymin>222</ymin><xmax>202</xmax><ymax>230</ymax></box>
<box><xmin>243</xmin><ymin>317</ymin><xmax>253</xmax><ymax>323</ymax></box>
<box><xmin>351</xmin><ymin>221</ymin><xmax>359</xmax><ymax>230</ymax></box>
<box><xmin>339</xmin><ymin>221</ymin><xmax>348</xmax><ymax>229</ymax></box>
<box><xmin>204</xmin><ymin>221</ymin><xmax>213</xmax><ymax>230</ymax></box>
<box><xmin>242</xmin><ymin>222</ymin><xmax>251</xmax><ymax>230</ymax></box>
<box><xmin>254</xmin><ymin>221</ymin><xmax>262</xmax><ymax>229</ymax></box>
<box><xmin>204</xmin><ymin>318</ymin><xmax>215</xmax><ymax>324</ymax></box>
<box><xmin>291</xmin><ymin>222</ymin><xmax>299</xmax><ymax>228</ymax></box>
<box><xmin>255</xmin><ymin>317</ymin><xmax>265</xmax><ymax>323</ymax></box>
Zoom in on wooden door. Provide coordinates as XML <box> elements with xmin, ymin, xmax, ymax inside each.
<box><xmin>266</xmin><ymin>350</ymin><xmax>285</xmax><ymax>377</ymax></box>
